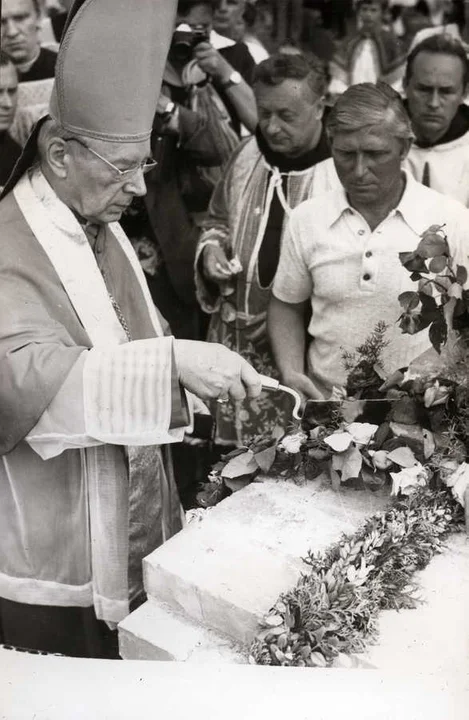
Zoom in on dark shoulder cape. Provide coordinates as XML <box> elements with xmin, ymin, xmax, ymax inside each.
<box><xmin>406</xmin><ymin>102</ymin><xmax>469</xmax><ymax>148</ymax></box>
<box><xmin>20</xmin><ymin>47</ymin><xmax>57</xmax><ymax>82</ymax></box>
<box><xmin>255</xmin><ymin>119</ymin><xmax>331</xmax><ymax>172</ymax></box>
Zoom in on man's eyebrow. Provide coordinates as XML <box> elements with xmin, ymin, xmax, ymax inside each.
<box><xmin>416</xmin><ymin>81</ymin><xmax>458</xmax><ymax>90</ymax></box>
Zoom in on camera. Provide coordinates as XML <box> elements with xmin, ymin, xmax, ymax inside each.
<box><xmin>171</xmin><ymin>23</ymin><xmax>210</xmax><ymax>63</ymax></box>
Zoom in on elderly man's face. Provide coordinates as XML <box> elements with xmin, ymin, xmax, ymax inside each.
<box><xmin>64</xmin><ymin>138</ymin><xmax>150</xmax><ymax>224</ymax></box>
<box><xmin>331</xmin><ymin>126</ymin><xmax>407</xmax><ymax>209</ymax></box>
<box><xmin>1</xmin><ymin>0</ymin><xmax>41</xmax><ymax>65</ymax></box>
<box><xmin>255</xmin><ymin>78</ymin><xmax>324</xmax><ymax>158</ymax></box>
<box><xmin>405</xmin><ymin>51</ymin><xmax>466</xmax><ymax>144</ymax></box>
<box><xmin>0</xmin><ymin>62</ymin><xmax>18</xmax><ymax>132</ymax></box>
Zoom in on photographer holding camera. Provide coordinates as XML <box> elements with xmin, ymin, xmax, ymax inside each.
<box><xmin>121</xmin><ymin>0</ymin><xmax>258</xmax><ymax>344</ymax></box>
<box><xmin>164</xmin><ymin>0</ymin><xmax>258</xmax><ymax>134</ymax></box>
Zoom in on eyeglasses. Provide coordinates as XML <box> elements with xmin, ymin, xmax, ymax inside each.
<box><xmin>65</xmin><ymin>137</ymin><xmax>158</xmax><ymax>180</ymax></box>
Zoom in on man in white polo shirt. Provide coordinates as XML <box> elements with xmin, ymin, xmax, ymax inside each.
<box><xmin>268</xmin><ymin>81</ymin><xmax>469</xmax><ymax>401</ymax></box>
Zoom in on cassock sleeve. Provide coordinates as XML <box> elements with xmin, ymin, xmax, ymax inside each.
<box><xmin>26</xmin><ymin>337</ymin><xmax>191</xmax><ymax>460</ymax></box>
<box><xmin>0</xmin><ymin>275</ymin><xmax>87</xmax><ymax>455</ymax></box>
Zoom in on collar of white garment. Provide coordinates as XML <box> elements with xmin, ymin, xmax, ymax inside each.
<box><xmin>325</xmin><ymin>170</ymin><xmax>427</xmax><ymax>235</ymax></box>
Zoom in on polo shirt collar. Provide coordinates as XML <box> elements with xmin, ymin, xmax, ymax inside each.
<box><xmin>326</xmin><ymin>171</ymin><xmax>425</xmax><ymax>235</ymax></box>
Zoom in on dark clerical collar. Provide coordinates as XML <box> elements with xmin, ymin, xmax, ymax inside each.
<box><xmin>406</xmin><ymin>102</ymin><xmax>469</xmax><ymax>149</ymax></box>
<box><xmin>255</xmin><ymin>122</ymin><xmax>331</xmax><ymax>172</ymax></box>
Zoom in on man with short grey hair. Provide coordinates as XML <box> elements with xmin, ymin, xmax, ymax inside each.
<box><xmin>268</xmin><ymin>81</ymin><xmax>469</xmax><ymax>401</ymax></box>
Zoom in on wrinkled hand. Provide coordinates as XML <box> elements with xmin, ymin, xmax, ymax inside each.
<box><xmin>202</xmin><ymin>244</ymin><xmax>234</xmax><ymax>283</ymax></box>
<box><xmin>282</xmin><ymin>370</ymin><xmax>324</xmax><ymax>403</ymax></box>
<box><xmin>174</xmin><ymin>340</ymin><xmax>262</xmax><ymax>402</ymax></box>
<box><xmin>193</xmin><ymin>42</ymin><xmax>232</xmax><ymax>81</ymax></box>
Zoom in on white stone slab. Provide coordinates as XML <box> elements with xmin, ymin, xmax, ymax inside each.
<box><xmin>364</xmin><ymin>533</ymin><xmax>469</xmax><ymax>672</ymax></box>
<box><xmin>143</xmin><ymin>477</ymin><xmax>389</xmax><ymax>644</ymax></box>
<box><xmin>119</xmin><ymin>599</ymin><xmax>246</xmax><ymax>663</ymax></box>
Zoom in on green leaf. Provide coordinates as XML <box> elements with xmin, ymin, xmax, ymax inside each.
<box><xmin>429</xmin><ymin>318</ymin><xmax>447</xmax><ymax>354</ymax></box>
<box><xmin>310</xmin><ymin>651</ymin><xmax>327</xmax><ymax>667</ymax></box>
<box><xmin>387</xmin><ymin>446</ymin><xmax>418</xmax><ymax>468</ymax></box>
<box><xmin>456</xmin><ymin>265</ymin><xmax>468</xmax><ymax>286</ymax></box>
<box><xmin>398</xmin><ymin>291</ymin><xmax>420</xmax><ymax>311</ymax></box>
<box><xmin>254</xmin><ymin>444</ymin><xmax>277</xmax><ymax>473</ymax></box>
<box><xmin>433</xmin><ymin>275</ymin><xmax>452</xmax><ymax>291</ymax></box>
<box><xmin>418</xmin><ymin>278</ymin><xmax>433</xmax><ymax>296</ymax></box>
<box><xmin>332</xmin><ymin>444</ymin><xmax>363</xmax><ymax>481</ymax></box>
<box><xmin>223</xmin><ymin>475</ymin><xmax>254</xmax><ymax>492</ymax></box>
<box><xmin>399</xmin><ymin>252</ymin><xmax>428</xmax><ymax>273</ymax></box>
<box><xmin>448</xmin><ymin>282</ymin><xmax>463</xmax><ymax>299</ymax></box>
<box><xmin>222</xmin><ymin>446</ymin><xmax>249</xmax><ymax>460</ymax></box>
<box><xmin>416</xmin><ymin>234</ymin><xmax>449</xmax><ymax>259</ymax></box>
<box><xmin>221</xmin><ymin>450</ymin><xmax>259</xmax><ymax>478</ymax></box>
<box><xmin>428</xmin><ymin>255</ymin><xmax>448</xmax><ymax>273</ymax></box>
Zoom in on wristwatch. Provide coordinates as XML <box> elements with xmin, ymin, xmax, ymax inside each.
<box><xmin>219</xmin><ymin>70</ymin><xmax>242</xmax><ymax>90</ymax></box>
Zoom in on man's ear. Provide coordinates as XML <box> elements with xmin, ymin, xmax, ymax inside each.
<box><xmin>47</xmin><ymin>138</ymin><xmax>71</xmax><ymax>179</ymax></box>
<box><xmin>400</xmin><ymin>136</ymin><xmax>412</xmax><ymax>161</ymax></box>
<box><xmin>315</xmin><ymin>96</ymin><xmax>326</xmax><ymax>120</ymax></box>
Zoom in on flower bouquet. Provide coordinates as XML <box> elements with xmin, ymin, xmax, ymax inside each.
<box><xmin>207</xmin><ymin>224</ymin><xmax>469</xmax><ymax>513</ymax></box>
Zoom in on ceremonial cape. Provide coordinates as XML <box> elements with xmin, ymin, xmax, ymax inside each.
<box><xmin>0</xmin><ymin>167</ymin><xmax>189</xmax><ymax>624</ymax></box>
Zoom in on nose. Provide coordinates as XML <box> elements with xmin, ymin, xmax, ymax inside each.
<box><xmin>265</xmin><ymin>116</ymin><xmax>280</xmax><ymax>136</ymax></box>
<box><xmin>428</xmin><ymin>89</ymin><xmax>441</xmax><ymax>109</ymax></box>
<box><xmin>124</xmin><ymin>168</ymin><xmax>147</xmax><ymax>197</ymax></box>
<box><xmin>0</xmin><ymin>91</ymin><xmax>13</xmax><ymax>109</ymax></box>
<box><xmin>4</xmin><ymin>18</ymin><xmax>20</xmax><ymax>37</ymax></box>
<box><xmin>353</xmin><ymin>152</ymin><xmax>367</xmax><ymax>179</ymax></box>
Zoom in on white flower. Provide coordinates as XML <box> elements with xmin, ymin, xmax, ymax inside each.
<box><xmin>324</xmin><ymin>432</ymin><xmax>353</xmax><ymax>452</ymax></box>
<box><xmin>345</xmin><ymin>422</ymin><xmax>379</xmax><ymax>445</ymax></box>
<box><xmin>390</xmin><ymin>463</ymin><xmax>429</xmax><ymax>496</ymax></box>
<box><xmin>442</xmin><ymin>462</ymin><xmax>469</xmax><ymax>508</ymax></box>
<box><xmin>368</xmin><ymin>449</ymin><xmax>393</xmax><ymax>471</ymax></box>
<box><xmin>279</xmin><ymin>431</ymin><xmax>307</xmax><ymax>454</ymax></box>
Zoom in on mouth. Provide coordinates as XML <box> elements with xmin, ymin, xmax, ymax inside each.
<box><xmin>267</xmin><ymin>136</ymin><xmax>288</xmax><ymax>145</ymax></box>
<box><xmin>350</xmin><ymin>183</ymin><xmax>376</xmax><ymax>192</ymax></box>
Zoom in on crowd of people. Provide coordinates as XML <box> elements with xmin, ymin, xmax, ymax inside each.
<box><xmin>1</xmin><ymin>0</ymin><xmax>469</xmax><ymax>659</ymax></box>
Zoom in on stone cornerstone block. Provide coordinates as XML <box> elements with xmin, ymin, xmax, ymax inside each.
<box><xmin>119</xmin><ymin>598</ymin><xmax>246</xmax><ymax>663</ymax></box>
<box><xmin>143</xmin><ymin>478</ymin><xmax>389</xmax><ymax>645</ymax></box>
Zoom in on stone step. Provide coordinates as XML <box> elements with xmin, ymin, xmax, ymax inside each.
<box><xmin>118</xmin><ymin>598</ymin><xmax>246</xmax><ymax>663</ymax></box>
<box><xmin>143</xmin><ymin>477</ymin><xmax>389</xmax><ymax>645</ymax></box>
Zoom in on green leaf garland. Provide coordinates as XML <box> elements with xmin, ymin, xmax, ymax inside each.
<box><xmin>250</xmin><ymin>486</ymin><xmax>464</xmax><ymax>667</ymax></box>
